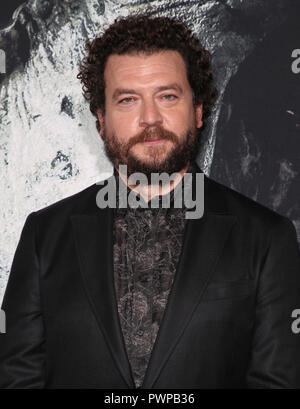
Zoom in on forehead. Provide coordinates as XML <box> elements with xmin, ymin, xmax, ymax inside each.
<box><xmin>104</xmin><ymin>50</ymin><xmax>189</xmax><ymax>89</ymax></box>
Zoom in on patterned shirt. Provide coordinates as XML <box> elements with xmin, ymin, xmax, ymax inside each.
<box><xmin>112</xmin><ymin>163</ymin><xmax>195</xmax><ymax>388</ymax></box>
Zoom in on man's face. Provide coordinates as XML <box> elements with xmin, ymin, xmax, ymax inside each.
<box><xmin>97</xmin><ymin>50</ymin><xmax>203</xmax><ymax>179</ymax></box>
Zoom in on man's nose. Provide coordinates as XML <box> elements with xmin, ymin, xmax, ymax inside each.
<box><xmin>139</xmin><ymin>99</ymin><xmax>163</xmax><ymax>127</ymax></box>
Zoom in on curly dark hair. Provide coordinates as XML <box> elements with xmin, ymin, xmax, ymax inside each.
<box><xmin>77</xmin><ymin>13</ymin><xmax>217</xmax><ymax>132</ymax></box>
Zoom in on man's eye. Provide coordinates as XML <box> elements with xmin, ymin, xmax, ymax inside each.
<box><xmin>119</xmin><ymin>97</ymin><xmax>134</xmax><ymax>104</ymax></box>
<box><xmin>162</xmin><ymin>94</ymin><xmax>177</xmax><ymax>100</ymax></box>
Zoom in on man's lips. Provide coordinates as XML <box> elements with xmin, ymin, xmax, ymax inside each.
<box><xmin>143</xmin><ymin>139</ymin><xmax>164</xmax><ymax>144</ymax></box>
<box><xmin>139</xmin><ymin>138</ymin><xmax>168</xmax><ymax>145</ymax></box>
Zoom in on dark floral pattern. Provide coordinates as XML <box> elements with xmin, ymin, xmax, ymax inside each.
<box><xmin>112</xmin><ymin>165</ymin><xmax>196</xmax><ymax>388</ymax></box>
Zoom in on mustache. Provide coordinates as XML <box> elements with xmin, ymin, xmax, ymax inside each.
<box><xmin>126</xmin><ymin>125</ymin><xmax>178</xmax><ymax>151</ymax></box>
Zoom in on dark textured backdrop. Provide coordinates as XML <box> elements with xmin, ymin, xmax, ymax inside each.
<box><xmin>0</xmin><ymin>0</ymin><xmax>299</xmax><ymax>301</ymax></box>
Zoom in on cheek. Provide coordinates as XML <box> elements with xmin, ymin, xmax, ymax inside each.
<box><xmin>107</xmin><ymin>120</ymin><xmax>138</xmax><ymax>144</ymax></box>
<box><xmin>165</xmin><ymin>108</ymin><xmax>192</xmax><ymax>132</ymax></box>
<box><xmin>111</xmin><ymin>109</ymin><xmax>139</xmax><ymax>133</ymax></box>
<box><xmin>104</xmin><ymin>111</ymin><xmax>127</xmax><ymax>138</ymax></box>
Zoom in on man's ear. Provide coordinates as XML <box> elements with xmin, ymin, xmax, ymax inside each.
<box><xmin>195</xmin><ymin>103</ymin><xmax>203</xmax><ymax>129</ymax></box>
<box><xmin>96</xmin><ymin>109</ymin><xmax>105</xmax><ymax>138</ymax></box>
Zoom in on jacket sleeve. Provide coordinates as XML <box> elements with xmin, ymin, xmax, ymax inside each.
<box><xmin>0</xmin><ymin>212</ymin><xmax>46</xmax><ymax>388</ymax></box>
<box><xmin>246</xmin><ymin>216</ymin><xmax>300</xmax><ymax>388</ymax></box>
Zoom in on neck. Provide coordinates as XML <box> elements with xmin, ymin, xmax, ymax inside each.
<box><xmin>116</xmin><ymin>162</ymin><xmax>190</xmax><ymax>203</ymax></box>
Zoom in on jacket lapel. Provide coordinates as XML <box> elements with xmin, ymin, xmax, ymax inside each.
<box><xmin>71</xmin><ymin>208</ymin><xmax>135</xmax><ymax>389</ymax></box>
<box><xmin>141</xmin><ymin>167</ymin><xmax>237</xmax><ymax>388</ymax></box>
<box><xmin>141</xmin><ymin>211</ymin><xmax>236</xmax><ymax>388</ymax></box>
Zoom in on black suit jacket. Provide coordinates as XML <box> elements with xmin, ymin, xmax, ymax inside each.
<box><xmin>1</xmin><ymin>163</ymin><xmax>300</xmax><ymax>389</ymax></box>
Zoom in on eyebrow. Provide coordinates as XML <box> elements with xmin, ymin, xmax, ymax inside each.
<box><xmin>111</xmin><ymin>83</ymin><xmax>183</xmax><ymax>101</ymax></box>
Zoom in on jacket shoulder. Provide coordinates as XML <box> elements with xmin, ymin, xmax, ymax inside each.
<box><xmin>33</xmin><ymin>182</ymin><xmax>102</xmax><ymax>219</ymax></box>
<box><xmin>205</xmin><ymin>175</ymin><xmax>296</xmax><ymax>234</ymax></box>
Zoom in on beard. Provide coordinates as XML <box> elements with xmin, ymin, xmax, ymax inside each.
<box><xmin>101</xmin><ymin>121</ymin><xmax>200</xmax><ymax>183</ymax></box>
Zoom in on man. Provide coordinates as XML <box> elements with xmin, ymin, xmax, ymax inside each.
<box><xmin>1</xmin><ymin>14</ymin><xmax>300</xmax><ymax>389</ymax></box>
